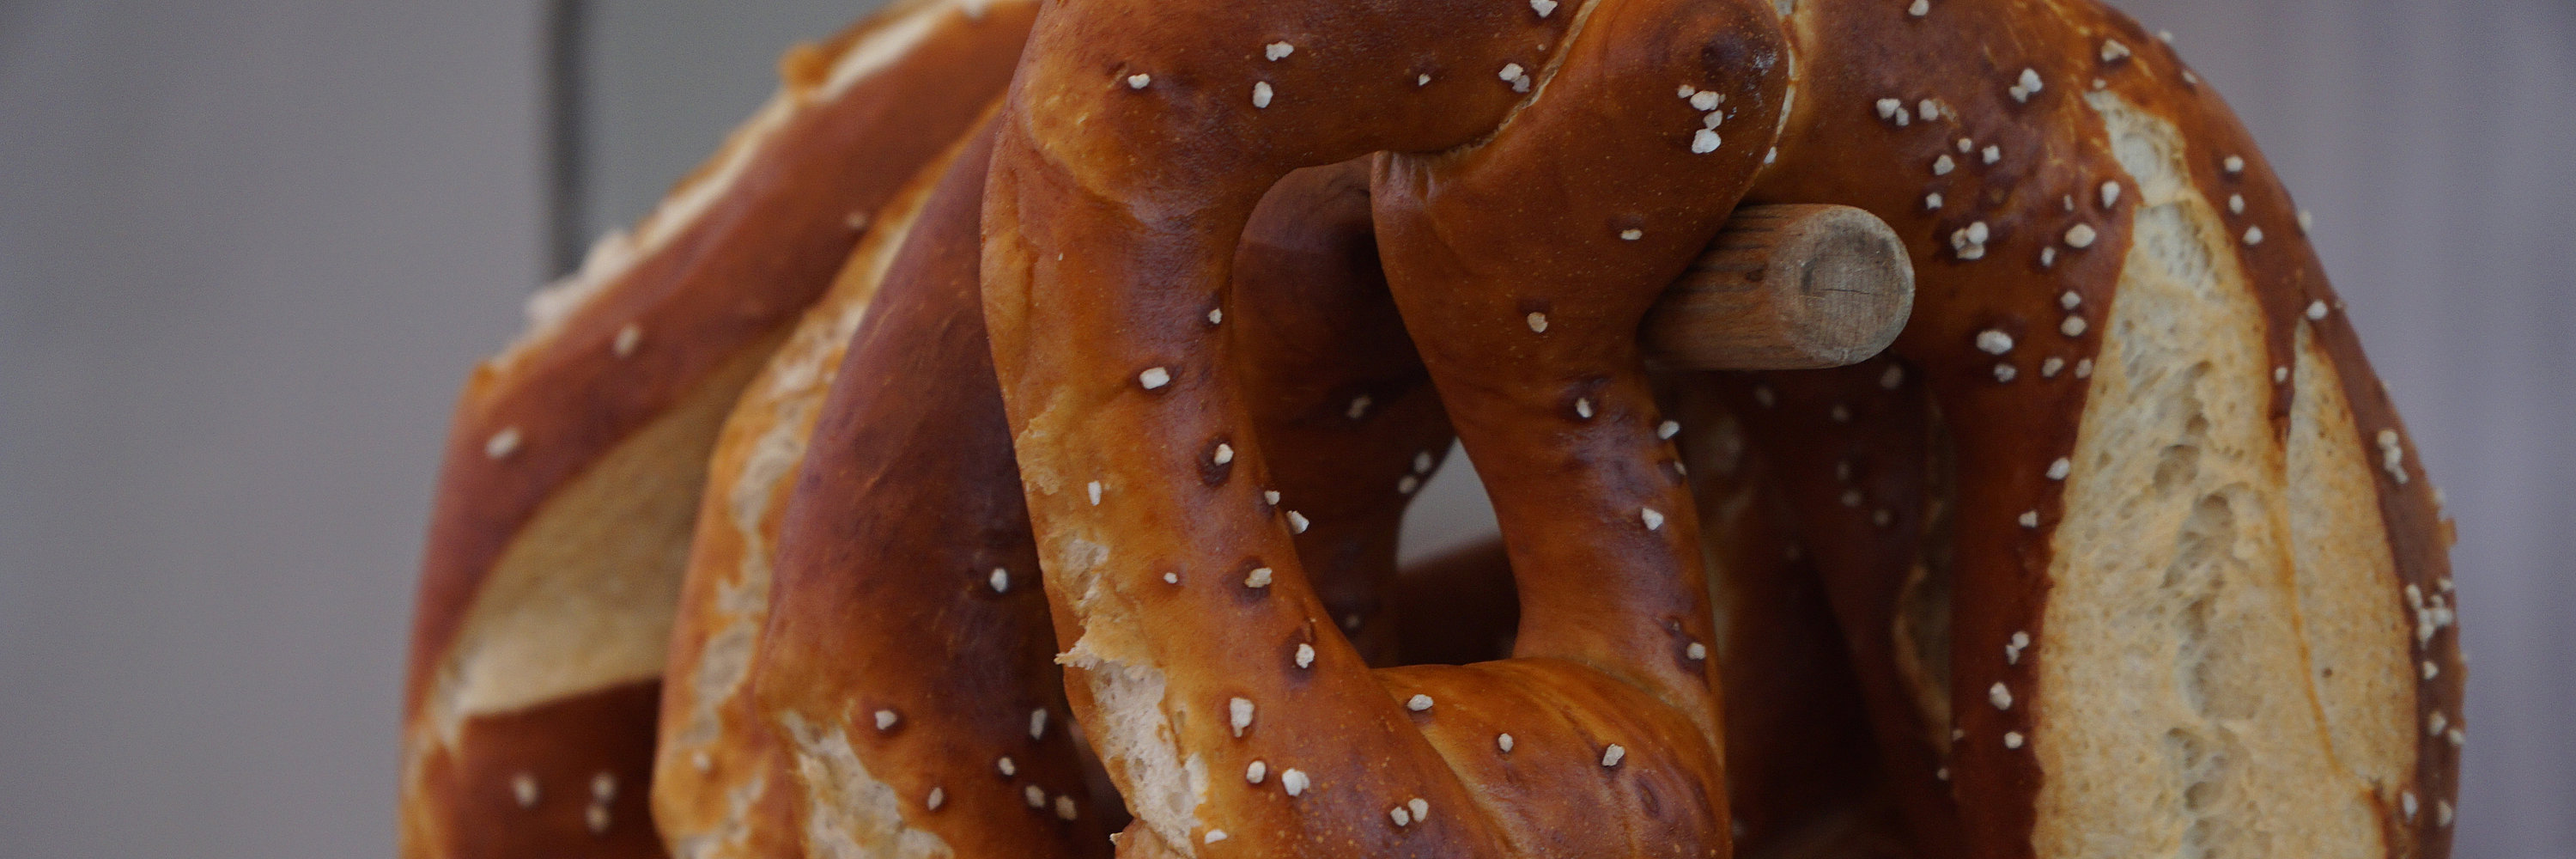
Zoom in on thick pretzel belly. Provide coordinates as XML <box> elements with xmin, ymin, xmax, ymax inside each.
<box><xmin>397</xmin><ymin>3</ymin><xmax>1037</xmax><ymax>856</ymax></box>
<box><xmin>1739</xmin><ymin>1</ymin><xmax>2460</xmax><ymax>856</ymax></box>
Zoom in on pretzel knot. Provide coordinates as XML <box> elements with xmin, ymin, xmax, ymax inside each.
<box><xmin>982</xmin><ymin>0</ymin><xmax>1789</xmax><ymax>854</ymax></box>
<box><xmin>399</xmin><ymin>0</ymin><xmax>2463</xmax><ymax>856</ymax></box>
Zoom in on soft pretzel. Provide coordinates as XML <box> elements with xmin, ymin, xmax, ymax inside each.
<box><xmin>736</xmin><ymin>113</ymin><xmax>1115</xmax><ymax>859</ymax></box>
<box><xmin>982</xmin><ymin>0</ymin><xmax>1790</xmax><ymax>855</ymax></box>
<box><xmin>1221</xmin><ymin>162</ymin><xmax>1461</xmax><ymax>664</ymax></box>
<box><xmin>647</xmin><ymin>101</ymin><xmax>981</xmax><ymax>859</ymax></box>
<box><xmin>397</xmin><ymin>2</ymin><xmax>1035</xmax><ymax>855</ymax></box>
<box><xmin>1382</xmin><ymin>323</ymin><xmax>1916</xmax><ymax>859</ymax></box>
<box><xmin>1381</xmin><ymin>520</ymin><xmax>1904</xmax><ymax>859</ymax></box>
<box><xmin>1734</xmin><ymin>3</ymin><xmax>2458</xmax><ymax>856</ymax></box>
<box><xmin>1385</xmin><ymin>382</ymin><xmax>1928</xmax><ymax>859</ymax></box>
<box><xmin>408</xmin><ymin>0</ymin><xmax>2462</xmax><ymax>853</ymax></box>
<box><xmin>981</xmin><ymin>0</ymin><xmax>2456</xmax><ymax>858</ymax></box>
<box><xmin>651</xmin><ymin>111</ymin><xmax>1457</xmax><ymax>858</ymax></box>
<box><xmin>1663</xmin><ymin>381</ymin><xmax>1917</xmax><ymax>859</ymax></box>
<box><xmin>1677</xmin><ymin>363</ymin><xmax>1958</xmax><ymax>858</ymax></box>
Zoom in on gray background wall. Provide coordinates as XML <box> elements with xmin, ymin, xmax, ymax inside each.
<box><xmin>0</xmin><ymin>1</ymin><xmax>2566</xmax><ymax>857</ymax></box>
<box><xmin>0</xmin><ymin>2</ymin><xmax>544</xmax><ymax>857</ymax></box>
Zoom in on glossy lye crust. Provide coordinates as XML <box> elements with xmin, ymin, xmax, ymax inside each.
<box><xmin>647</xmin><ymin>126</ymin><xmax>1459</xmax><ymax>858</ymax></box>
<box><xmin>1666</xmin><ymin>377</ymin><xmax>1917</xmax><ymax>859</ymax></box>
<box><xmin>748</xmin><ymin>115</ymin><xmax>1112</xmax><ymax>859</ymax></box>
<box><xmin>1747</xmin><ymin>1</ymin><xmax>2458</xmax><ymax>856</ymax></box>
<box><xmin>1687</xmin><ymin>360</ymin><xmax>1962</xmax><ymax>859</ymax></box>
<box><xmin>647</xmin><ymin>103</ymin><xmax>976</xmax><ymax>859</ymax></box>
<box><xmin>738</xmin><ymin>151</ymin><xmax>1456</xmax><ymax>859</ymax></box>
<box><xmin>1225</xmin><ymin>161</ymin><xmax>1461</xmax><ymax>665</ymax></box>
<box><xmin>403</xmin><ymin>0</ymin><xmax>2459</xmax><ymax>855</ymax></box>
<box><xmin>981</xmin><ymin>0</ymin><xmax>2455</xmax><ymax>856</ymax></box>
<box><xmin>398</xmin><ymin>1</ymin><xmax>1038</xmax><ymax>856</ymax></box>
<box><xmin>983</xmin><ymin>0</ymin><xmax>1786</xmax><ymax>854</ymax></box>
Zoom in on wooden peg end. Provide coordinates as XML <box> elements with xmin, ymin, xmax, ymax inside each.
<box><xmin>1643</xmin><ymin>204</ymin><xmax>1915</xmax><ymax>370</ymax></box>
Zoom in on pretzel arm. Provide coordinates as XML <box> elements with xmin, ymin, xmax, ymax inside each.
<box><xmin>981</xmin><ymin>3</ymin><xmax>1568</xmax><ymax>856</ymax></box>
<box><xmin>984</xmin><ymin>0</ymin><xmax>1797</xmax><ymax>855</ymax></box>
<box><xmin>398</xmin><ymin>4</ymin><xmax>1035</xmax><ymax>856</ymax></box>
<box><xmin>670</xmin><ymin>147</ymin><xmax>1461</xmax><ymax>859</ymax></box>
<box><xmin>1370</xmin><ymin>0</ymin><xmax>1787</xmax><ymax>722</ymax></box>
<box><xmin>1226</xmin><ymin>161</ymin><xmax>1459</xmax><ymax>665</ymax></box>
<box><xmin>1734</xmin><ymin>1</ymin><xmax>2459</xmax><ymax>856</ymax></box>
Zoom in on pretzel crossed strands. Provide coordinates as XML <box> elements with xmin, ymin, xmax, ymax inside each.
<box><xmin>396</xmin><ymin>3</ymin><xmax>1901</xmax><ymax>848</ymax></box>
<box><xmin>399</xmin><ymin>0</ymin><xmax>2460</xmax><ymax>856</ymax></box>
<box><xmin>652</xmin><ymin>133</ymin><xmax>1492</xmax><ymax>858</ymax></box>
<box><xmin>982</xmin><ymin>0</ymin><xmax>1836</xmax><ymax>855</ymax></box>
<box><xmin>652</xmin><ymin>135</ymin><xmax>1905</xmax><ymax>859</ymax></box>
<box><xmin>983</xmin><ymin>0</ymin><xmax>2454</xmax><ymax>856</ymax></box>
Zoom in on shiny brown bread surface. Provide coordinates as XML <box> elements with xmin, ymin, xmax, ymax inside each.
<box><xmin>744</xmin><ymin>152</ymin><xmax>1461</xmax><ymax>859</ymax></box>
<box><xmin>651</xmin><ymin>123</ymin><xmax>1458</xmax><ymax>857</ymax></box>
<box><xmin>1224</xmin><ymin>161</ymin><xmax>1461</xmax><ymax>665</ymax></box>
<box><xmin>1665</xmin><ymin>378</ymin><xmax>1917</xmax><ymax>859</ymax></box>
<box><xmin>397</xmin><ymin>2</ymin><xmax>1038</xmax><ymax>856</ymax></box>
<box><xmin>983</xmin><ymin>0</ymin><xmax>1794</xmax><ymax>855</ymax></box>
<box><xmin>748</xmin><ymin>113</ymin><xmax>1109</xmax><ymax>859</ymax></box>
<box><xmin>1750</xmin><ymin>1</ymin><xmax>2458</xmax><ymax>856</ymax></box>
<box><xmin>1680</xmin><ymin>361</ymin><xmax>1966</xmax><ymax>859</ymax></box>
<box><xmin>407</xmin><ymin>0</ymin><xmax>2460</xmax><ymax>854</ymax></box>
<box><xmin>980</xmin><ymin>0</ymin><xmax>2454</xmax><ymax>856</ymax></box>
<box><xmin>647</xmin><ymin>102</ymin><xmax>976</xmax><ymax>859</ymax></box>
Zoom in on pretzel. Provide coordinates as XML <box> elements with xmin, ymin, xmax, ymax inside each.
<box><xmin>1663</xmin><ymin>380</ymin><xmax>1919</xmax><ymax>859</ymax></box>
<box><xmin>981</xmin><ymin>0</ymin><xmax>2457</xmax><ymax>857</ymax></box>
<box><xmin>405</xmin><ymin>0</ymin><xmax>2460</xmax><ymax>852</ymax></box>
<box><xmin>1221</xmin><ymin>161</ymin><xmax>1462</xmax><ymax>665</ymax></box>
<box><xmin>395</xmin><ymin>2</ymin><xmax>1036</xmax><ymax>856</ymax></box>
<box><xmin>646</xmin><ymin>101</ymin><xmax>982</xmax><ymax>859</ymax></box>
<box><xmin>983</xmin><ymin>0</ymin><xmax>1797</xmax><ymax>854</ymax></box>
<box><xmin>1383</xmin><ymin>370</ymin><xmax>1925</xmax><ymax>859</ymax></box>
<box><xmin>1733</xmin><ymin>3</ymin><xmax>2459</xmax><ymax>856</ymax></box>
<box><xmin>651</xmin><ymin>110</ymin><xmax>1459</xmax><ymax>857</ymax></box>
<box><xmin>1675</xmin><ymin>365</ymin><xmax>1953</xmax><ymax>859</ymax></box>
<box><xmin>735</xmin><ymin>113</ymin><xmax>1117</xmax><ymax>859</ymax></box>
<box><xmin>657</xmin><ymin>55</ymin><xmax>1907</xmax><ymax>859</ymax></box>
<box><xmin>1383</xmin><ymin>520</ymin><xmax>1904</xmax><ymax>859</ymax></box>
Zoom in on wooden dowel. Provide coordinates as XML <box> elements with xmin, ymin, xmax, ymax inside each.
<box><xmin>1642</xmin><ymin>204</ymin><xmax>1915</xmax><ymax>370</ymax></box>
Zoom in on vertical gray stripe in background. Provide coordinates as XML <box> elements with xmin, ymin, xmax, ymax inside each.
<box><xmin>544</xmin><ymin>0</ymin><xmax>589</xmax><ymax>279</ymax></box>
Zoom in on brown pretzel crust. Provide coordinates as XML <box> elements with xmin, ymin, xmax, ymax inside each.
<box><xmin>749</xmin><ymin>113</ymin><xmax>1115</xmax><ymax>859</ymax></box>
<box><xmin>1688</xmin><ymin>361</ymin><xmax>1967</xmax><ymax>858</ymax></box>
<box><xmin>407</xmin><ymin>0</ymin><xmax>2459</xmax><ymax>852</ymax></box>
<box><xmin>1743</xmin><ymin>1</ymin><xmax>2458</xmax><ymax>856</ymax></box>
<box><xmin>1390</xmin><ymin>540</ymin><xmax>1519</xmax><ymax>668</ymax></box>
<box><xmin>985</xmin><ymin>0</ymin><xmax>1805</xmax><ymax>853</ymax></box>
<box><xmin>398</xmin><ymin>3</ymin><xmax>1037</xmax><ymax>856</ymax></box>
<box><xmin>1388</xmin><ymin>382</ymin><xmax>1929</xmax><ymax>859</ymax></box>
<box><xmin>1662</xmin><ymin>378</ymin><xmax>1907</xmax><ymax>857</ymax></box>
<box><xmin>422</xmin><ymin>682</ymin><xmax>668</xmax><ymax>859</ymax></box>
<box><xmin>652</xmin><ymin>114</ymin><xmax>1455</xmax><ymax>856</ymax></box>
<box><xmin>1225</xmin><ymin>162</ymin><xmax>1459</xmax><ymax>664</ymax></box>
<box><xmin>647</xmin><ymin>103</ymin><xmax>975</xmax><ymax>859</ymax></box>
